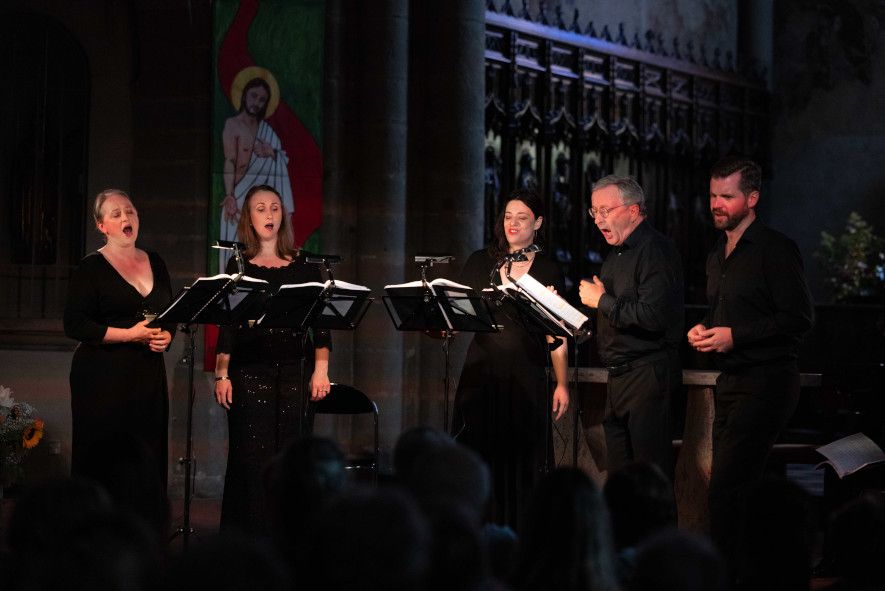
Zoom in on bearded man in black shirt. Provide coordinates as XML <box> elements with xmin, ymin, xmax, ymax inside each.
<box><xmin>687</xmin><ymin>156</ymin><xmax>814</xmax><ymax>567</ymax></box>
<box><xmin>579</xmin><ymin>175</ymin><xmax>684</xmax><ymax>478</ymax></box>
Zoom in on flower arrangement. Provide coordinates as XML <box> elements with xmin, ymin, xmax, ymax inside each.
<box><xmin>816</xmin><ymin>212</ymin><xmax>885</xmax><ymax>303</ymax></box>
<box><xmin>0</xmin><ymin>385</ymin><xmax>44</xmax><ymax>488</ymax></box>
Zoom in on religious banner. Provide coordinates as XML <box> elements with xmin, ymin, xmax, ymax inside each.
<box><xmin>206</xmin><ymin>0</ymin><xmax>324</xmax><ymax>369</ymax></box>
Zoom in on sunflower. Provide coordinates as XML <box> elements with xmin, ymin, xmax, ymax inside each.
<box><xmin>22</xmin><ymin>419</ymin><xmax>44</xmax><ymax>449</ymax></box>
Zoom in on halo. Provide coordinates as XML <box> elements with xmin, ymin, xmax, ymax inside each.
<box><xmin>230</xmin><ymin>66</ymin><xmax>281</xmax><ymax>118</ymax></box>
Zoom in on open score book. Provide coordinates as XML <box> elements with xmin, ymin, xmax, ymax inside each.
<box><xmin>502</xmin><ymin>272</ymin><xmax>589</xmax><ymax>332</ymax></box>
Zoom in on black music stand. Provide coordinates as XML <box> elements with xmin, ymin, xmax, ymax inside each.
<box><xmin>495</xmin><ymin>266</ymin><xmax>591</xmax><ymax>470</ymax></box>
<box><xmin>257</xmin><ymin>280</ymin><xmax>372</xmax><ymax>331</ymax></box>
<box><xmin>383</xmin><ymin>257</ymin><xmax>498</xmax><ymax>431</ymax></box>
<box><xmin>153</xmin><ymin>256</ymin><xmax>265</xmax><ymax>550</ymax></box>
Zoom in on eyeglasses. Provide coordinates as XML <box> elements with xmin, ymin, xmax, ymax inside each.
<box><xmin>588</xmin><ymin>203</ymin><xmax>632</xmax><ymax>219</ymax></box>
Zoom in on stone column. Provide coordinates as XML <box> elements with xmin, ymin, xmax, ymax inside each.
<box><xmin>325</xmin><ymin>0</ymin><xmax>410</xmax><ymax>466</ymax></box>
<box><xmin>404</xmin><ymin>0</ymin><xmax>486</xmax><ymax>428</ymax></box>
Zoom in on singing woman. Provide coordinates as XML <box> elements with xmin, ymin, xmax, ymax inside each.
<box><xmin>451</xmin><ymin>188</ymin><xmax>569</xmax><ymax>530</ymax></box>
<box><xmin>213</xmin><ymin>184</ymin><xmax>331</xmax><ymax>535</ymax></box>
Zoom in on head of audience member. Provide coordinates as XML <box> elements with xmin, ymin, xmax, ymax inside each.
<box><xmin>302</xmin><ymin>486</ymin><xmax>431</xmax><ymax>591</ymax></box>
<box><xmin>265</xmin><ymin>436</ymin><xmax>346</xmax><ymax>558</ymax></box>
<box><xmin>7</xmin><ymin>479</ymin><xmax>162</xmax><ymax>591</ymax></box>
<box><xmin>79</xmin><ymin>431</ymin><xmax>170</xmax><ymax>542</ymax></box>
<box><xmin>629</xmin><ymin>529</ymin><xmax>727</xmax><ymax>591</ymax></box>
<box><xmin>424</xmin><ymin>501</ymin><xmax>490</xmax><ymax>591</ymax></box>
<box><xmin>164</xmin><ymin>532</ymin><xmax>290</xmax><ymax>591</ymax></box>
<box><xmin>825</xmin><ymin>490</ymin><xmax>885</xmax><ymax>587</ymax></box>
<box><xmin>708</xmin><ymin>156</ymin><xmax>761</xmax><ymax>232</ymax></box>
<box><xmin>405</xmin><ymin>442</ymin><xmax>491</xmax><ymax>526</ymax></box>
<box><xmin>490</xmin><ymin>188</ymin><xmax>545</xmax><ymax>259</ymax></box>
<box><xmin>513</xmin><ymin>467</ymin><xmax>619</xmax><ymax>591</ymax></box>
<box><xmin>589</xmin><ymin>175</ymin><xmax>646</xmax><ymax>246</ymax></box>
<box><xmin>6</xmin><ymin>477</ymin><xmax>113</xmax><ymax>558</ymax></box>
<box><xmin>393</xmin><ymin>426</ymin><xmax>454</xmax><ymax>485</ymax></box>
<box><xmin>603</xmin><ymin>461</ymin><xmax>676</xmax><ymax>551</ymax></box>
<box><xmin>735</xmin><ymin>477</ymin><xmax>813</xmax><ymax>591</ymax></box>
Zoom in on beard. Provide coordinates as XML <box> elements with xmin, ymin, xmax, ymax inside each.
<box><xmin>712</xmin><ymin>206</ymin><xmax>750</xmax><ymax>231</ymax></box>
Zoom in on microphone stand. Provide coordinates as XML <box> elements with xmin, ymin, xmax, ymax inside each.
<box><xmin>169</xmin><ymin>241</ymin><xmax>244</xmax><ymax>549</ymax></box>
<box><xmin>415</xmin><ymin>255</ymin><xmax>454</xmax><ymax>430</ymax></box>
<box><xmin>303</xmin><ymin>253</ymin><xmax>343</xmax><ymax>435</ymax></box>
<box><xmin>501</xmin><ymin>254</ymin><xmax>556</xmax><ymax>474</ymax></box>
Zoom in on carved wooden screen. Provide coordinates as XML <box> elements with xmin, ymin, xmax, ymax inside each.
<box><xmin>484</xmin><ymin>8</ymin><xmax>769</xmax><ymax>304</ymax></box>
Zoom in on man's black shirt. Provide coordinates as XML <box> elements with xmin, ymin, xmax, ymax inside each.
<box><xmin>705</xmin><ymin>218</ymin><xmax>814</xmax><ymax>371</ymax></box>
<box><xmin>596</xmin><ymin>220</ymin><xmax>684</xmax><ymax>366</ymax></box>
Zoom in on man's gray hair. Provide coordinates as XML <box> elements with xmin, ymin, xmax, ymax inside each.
<box><xmin>592</xmin><ymin>175</ymin><xmax>647</xmax><ymax>216</ymax></box>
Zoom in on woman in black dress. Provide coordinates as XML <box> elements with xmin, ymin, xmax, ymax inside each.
<box><xmin>64</xmin><ymin>189</ymin><xmax>174</xmax><ymax>492</ymax></box>
<box><xmin>213</xmin><ymin>184</ymin><xmax>332</xmax><ymax>534</ymax></box>
<box><xmin>452</xmin><ymin>189</ymin><xmax>570</xmax><ymax>531</ymax></box>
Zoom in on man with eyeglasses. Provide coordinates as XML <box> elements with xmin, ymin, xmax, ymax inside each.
<box><xmin>687</xmin><ymin>156</ymin><xmax>813</xmax><ymax>570</ymax></box>
<box><xmin>579</xmin><ymin>175</ymin><xmax>684</xmax><ymax>479</ymax></box>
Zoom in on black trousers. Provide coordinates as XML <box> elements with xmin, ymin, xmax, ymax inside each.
<box><xmin>603</xmin><ymin>350</ymin><xmax>678</xmax><ymax>478</ymax></box>
<box><xmin>708</xmin><ymin>362</ymin><xmax>800</xmax><ymax>565</ymax></box>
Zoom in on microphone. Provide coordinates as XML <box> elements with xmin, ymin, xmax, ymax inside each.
<box><xmin>213</xmin><ymin>240</ymin><xmax>246</xmax><ymax>251</ymax></box>
<box><xmin>503</xmin><ymin>243</ymin><xmax>541</xmax><ymax>263</ymax></box>
<box><xmin>491</xmin><ymin>244</ymin><xmax>541</xmax><ymax>285</ymax></box>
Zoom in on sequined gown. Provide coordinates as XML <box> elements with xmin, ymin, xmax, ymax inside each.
<box><xmin>215</xmin><ymin>256</ymin><xmax>331</xmax><ymax>534</ymax></box>
<box><xmin>451</xmin><ymin>249</ymin><xmax>564</xmax><ymax>531</ymax></box>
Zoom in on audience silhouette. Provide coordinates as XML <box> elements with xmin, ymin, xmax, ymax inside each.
<box><xmin>511</xmin><ymin>467</ymin><xmax>619</xmax><ymax>591</ymax></box>
<box><xmin>3</xmin><ymin>432</ymin><xmax>885</xmax><ymax>591</ymax></box>
<box><xmin>604</xmin><ymin>461</ymin><xmax>677</xmax><ymax>583</ymax></box>
<box><xmin>630</xmin><ymin>529</ymin><xmax>727</xmax><ymax>591</ymax></box>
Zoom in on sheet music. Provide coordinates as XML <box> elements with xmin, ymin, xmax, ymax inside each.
<box><xmin>383</xmin><ymin>278</ymin><xmax>471</xmax><ymax>290</ymax></box>
<box><xmin>816</xmin><ymin>432</ymin><xmax>885</xmax><ymax>479</ymax></box>
<box><xmin>279</xmin><ymin>279</ymin><xmax>370</xmax><ymax>291</ymax></box>
<box><xmin>503</xmin><ymin>273</ymin><xmax>589</xmax><ymax>331</ymax></box>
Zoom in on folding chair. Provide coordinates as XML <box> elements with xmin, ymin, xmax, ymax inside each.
<box><xmin>307</xmin><ymin>383</ymin><xmax>379</xmax><ymax>483</ymax></box>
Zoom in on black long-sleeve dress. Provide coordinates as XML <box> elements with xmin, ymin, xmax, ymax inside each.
<box><xmin>63</xmin><ymin>250</ymin><xmax>174</xmax><ymax>491</ymax></box>
<box><xmin>215</xmin><ymin>255</ymin><xmax>332</xmax><ymax>535</ymax></box>
<box><xmin>451</xmin><ymin>249</ymin><xmax>564</xmax><ymax>530</ymax></box>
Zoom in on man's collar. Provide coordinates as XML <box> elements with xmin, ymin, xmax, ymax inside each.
<box><xmin>621</xmin><ymin>218</ymin><xmax>651</xmax><ymax>249</ymax></box>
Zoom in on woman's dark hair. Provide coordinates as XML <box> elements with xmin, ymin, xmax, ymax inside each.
<box><xmin>235</xmin><ymin>184</ymin><xmax>298</xmax><ymax>260</ymax></box>
<box><xmin>489</xmin><ymin>188</ymin><xmax>545</xmax><ymax>259</ymax></box>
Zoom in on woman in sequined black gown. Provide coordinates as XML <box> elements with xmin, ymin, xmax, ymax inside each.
<box><xmin>213</xmin><ymin>184</ymin><xmax>331</xmax><ymax>535</ymax></box>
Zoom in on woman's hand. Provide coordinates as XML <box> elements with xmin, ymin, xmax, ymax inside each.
<box><xmin>148</xmin><ymin>329</ymin><xmax>172</xmax><ymax>352</ymax></box>
<box><xmin>552</xmin><ymin>383</ymin><xmax>569</xmax><ymax>421</ymax></box>
<box><xmin>310</xmin><ymin>368</ymin><xmax>331</xmax><ymax>401</ymax></box>
<box><xmin>128</xmin><ymin>319</ymin><xmax>159</xmax><ymax>345</ymax></box>
<box><xmin>214</xmin><ymin>377</ymin><xmax>232</xmax><ymax>410</ymax></box>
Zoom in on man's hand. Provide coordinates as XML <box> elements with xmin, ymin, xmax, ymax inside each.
<box><xmin>691</xmin><ymin>326</ymin><xmax>734</xmax><ymax>353</ymax></box>
<box><xmin>578</xmin><ymin>276</ymin><xmax>606</xmax><ymax>308</ymax></box>
<box><xmin>686</xmin><ymin>323</ymin><xmax>707</xmax><ymax>347</ymax></box>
